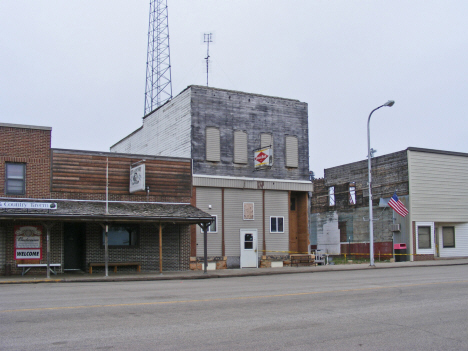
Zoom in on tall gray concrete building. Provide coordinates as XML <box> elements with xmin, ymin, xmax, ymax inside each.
<box><xmin>111</xmin><ymin>86</ymin><xmax>312</xmax><ymax>269</ymax></box>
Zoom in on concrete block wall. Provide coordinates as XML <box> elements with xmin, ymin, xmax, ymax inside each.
<box><xmin>0</xmin><ymin>221</ymin><xmax>191</xmax><ymax>275</ymax></box>
<box><xmin>85</xmin><ymin>223</ymin><xmax>191</xmax><ymax>272</ymax></box>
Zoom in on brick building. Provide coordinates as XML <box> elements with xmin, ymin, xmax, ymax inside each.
<box><xmin>111</xmin><ymin>86</ymin><xmax>313</xmax><ymax>269</ymax></box>
<box><xmin>0</xmin><ymin>123</ymin><xmax>212</xmax><ymax>276</ymax></box>
<box><xmin>310</xmin><ymin>148</ymin><xmax>468</xmax><ymax>261</ymax></box>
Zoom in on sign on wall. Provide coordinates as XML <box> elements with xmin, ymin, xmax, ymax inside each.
<box><xmin>0</xmin><ymin>202</ymin><xmax>57</xmax><ymax>209</ymax></box>
<box><xmin>254</xmin><ymin>147</ymin><xmax>273</xmax><ymax>169</ymax></box>
<box><xmin>129</xmin><ymin>164</ymin><xmax>146</xmax><ymax>193</ymax></box>
<box><xmin>14</xmin><ymin>225</ymin><xmax>42</xmax><ymax>260</ymax></box>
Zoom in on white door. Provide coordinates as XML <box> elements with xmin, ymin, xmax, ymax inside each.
<box><xmin>240</xmin><ymin>229</ymin><xmax>258</xmax><ymax>268</ymax></box>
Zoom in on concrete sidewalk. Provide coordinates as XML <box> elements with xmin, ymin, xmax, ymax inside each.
<box><xmin>1</xmin><ymin>258</ymin><xmax>467</xmax><ymax>284</ymax></box>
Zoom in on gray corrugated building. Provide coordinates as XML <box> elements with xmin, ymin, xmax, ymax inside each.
<box><xmin>111</xmin><ymin>86</ymin><xmax>313</xmax><ymax>269</ymax></box>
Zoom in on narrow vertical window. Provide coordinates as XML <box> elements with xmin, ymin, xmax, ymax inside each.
<box><xmin>339</xmin><ymin>221</ymin><xmax>347</xmax><ymax>242</ymax></box>
<box><xmin>349</xmin><ymin>183</ymin><xmax>356</xmax><ymax>205</ymax></box>
<box><xmin>206</xmin><ymin>127</ymin><xmax>220</xmax><ymax>162</ymax></box>
<box><xmin>442</xmin><ymin>227</ymin><xmax>455</xmax><ymax>248</ymax></box>
<box><xmin>285</xmin><ymin>136</ymin><xmax>298</xmax><ymax>168</ymax></box>
<box><xmin>234</xmin><ymin>130</ymin><xmax>248</xmax><ymax>164</ymax></box>
<box><xmin>208</xmin><ymin>216</ymin><xmax>218</xmax><ymax>233</ymax></box>
<box><xmin>5</xmin><ymin>163</ymin><xmax>26</xmax><ymax>195</ymax></box>
<box><xmin>328</xmin><ymin>186</ymin><xmax>335</xmax><ymax>206</ymax></box>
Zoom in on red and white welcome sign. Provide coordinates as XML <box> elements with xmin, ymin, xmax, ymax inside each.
<box><xmin>14</xmin><ymin>225</ymin><xmax>43</xmax><ymax>260</ymax></box>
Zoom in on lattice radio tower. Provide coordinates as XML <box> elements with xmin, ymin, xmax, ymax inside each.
<box><xmin>144</xmin><ymin>0</ymin><xmax>172</xmax><ymax>115</ymax></box>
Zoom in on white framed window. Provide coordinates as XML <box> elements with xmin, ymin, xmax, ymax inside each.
<box><xmin>243</xmin><ymin>202</ymin><xmax>254</xmax><ymax>220</ymax></box>
<box><xmin>270</xmin><ymin>216</ymin><xmax>284</xmax><ymax>233</ymax></box>
<box><xmin>5</xmin><ymin>163</ymin><xmax>26</xmax><ymax>195</ymax></box>
<box><xmin>234</xmin><ymin>130</ymin><xmax>248</xmax><ymax>164</ymax></box>
<box><xmin>442</xmin><ymin>226</ymin><xmax>455</xmax><ymax>248</ymax></box>
<box><xmin>328</xmin><ymin>186</ymin><xmax>335</xmax><ymax>206</ymax></box>
<box><xmin>416</xmin><ymin>222</ymin><xmax>435</xmax><ymax>254</ymax></box>
<box><xmin>206</xmin><ymin>127</ymin><xmax>220</xmax><ymax>162</ymax></box>
<box><xmin>208</xmin><ymin>216</ymin><xmax>218</xmax><ymax>233</ymax></box>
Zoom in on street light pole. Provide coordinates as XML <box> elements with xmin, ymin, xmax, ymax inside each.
<box><xmin>367</xmin><ymin>100</ymin><xmax>395</xmax><ymax>266</ymax></box>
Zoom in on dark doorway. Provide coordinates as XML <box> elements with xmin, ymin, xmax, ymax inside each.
<box><xmin>64</xmin><ymin>223</ymin><xmax>85</xmax><ymax>271</ymax></box>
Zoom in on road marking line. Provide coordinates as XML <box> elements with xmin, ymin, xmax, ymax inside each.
<box><xmin>1</xmin><ymin>280</ymin><xmax>467</xmax><ymax>314</ymax></box>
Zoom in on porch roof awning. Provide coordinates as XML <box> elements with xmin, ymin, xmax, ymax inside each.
<box><xmin>0</xmin><ymin>199</ymin><xmax>213</xmax><ymax>225</ymax></box>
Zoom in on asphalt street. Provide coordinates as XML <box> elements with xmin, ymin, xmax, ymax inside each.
<box><xmin>1</xmin><ymin>265</ymin><xmax>467</xmax><ymax>350</ymax></box>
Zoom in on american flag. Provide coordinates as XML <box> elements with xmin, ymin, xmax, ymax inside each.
<box><xmin>388</xmin><ymin>193</ymin><xmax>409</xmax><ymax>217</ymax></box>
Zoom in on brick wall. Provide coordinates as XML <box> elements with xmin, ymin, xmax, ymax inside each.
<box><xmin>1</xmin><ymin>221</ymin><xmax>62</xmax><ymax>275</ymax></box>
<box><xmin>0</xmin><ymin>125</ymin><xmax>51</xmax><ymax>198</ymax></box>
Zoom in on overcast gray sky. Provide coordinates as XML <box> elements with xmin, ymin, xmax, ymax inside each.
<box><xmin>1</xmin><ymin>1</ymin><xmax>467</xmax><ymax>177</ymax></box>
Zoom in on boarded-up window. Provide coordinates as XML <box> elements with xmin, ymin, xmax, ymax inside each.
<box><xmin>285</xmin><ymin>136</ymin><xmax>298</xmax><ymax>168</ymax></box>
<box><xmin>206</xmin><ymin>127</ymin><xmax>220</xmax><ymax>162</ymax></box>
<box><xmin>234</xmin><ymin>130</ymin><xmax>247</xmax><ymax>164</ymax></box>
<box><xmin>442</xmin><ymin>227</ymin><xmax>455</xmax><ymax>248</ymax></box>
<box><xmin>243</xmin><ymin>202</ymin><xmax>254</xmax><ymax>220</ymax></box>
<box><xmin>261</xmin><ymin>133</ymin><xmax>273</xmax><ymax>149</ymax></box>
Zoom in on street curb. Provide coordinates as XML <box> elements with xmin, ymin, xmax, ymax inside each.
<box><xmin>1</xmin><ymin>261</ymin><xmax>467</xmax><ymax>284</ymax></box>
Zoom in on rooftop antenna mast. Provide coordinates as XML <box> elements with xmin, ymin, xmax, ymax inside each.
<box><xmin>204</xmin><ymin>33</ymin><xmax>213</xmax><ymax>87</ymax></box>
<box><xmin>144</xmin><ymin>0</ymin><xmax>172</xmax><ymax>115</ymax></box>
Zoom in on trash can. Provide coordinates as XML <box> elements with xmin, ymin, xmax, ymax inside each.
<box><xmin>394</xmin><ymin>244</ymin><xmax>407</xmax><ymax>262</ymax></box>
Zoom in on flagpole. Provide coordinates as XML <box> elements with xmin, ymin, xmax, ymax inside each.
<box><xmin>367</xmin><ymin>100</ymin><xmax>395</xmax><ymax>266</ymax></box>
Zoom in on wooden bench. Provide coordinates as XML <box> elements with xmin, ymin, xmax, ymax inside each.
<box><xmin>290</xmin><ymin>254</ymin><xmax>315</xmax><ymax>267</ymax></box>
<box><xmin>89</xmin><ymin>262</ymin><xmax>141</xmax><ymax>274</ymax></box>
<box><xmin>17</xmin><ymin>263</ymin><xmax>61</xmax><ymax>276</ymax></box>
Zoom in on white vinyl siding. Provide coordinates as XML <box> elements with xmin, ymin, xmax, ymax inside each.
<box><xmin>264</xmin><ymin>191</ymin><xmax>289</xmax><ymax>255</ymax></box>
<box><xmin>234</xmin><ymin>130</ymin><xmax>247</xmax><ymax>164</ymax></box>
<box><xmin>110</xmin><ymin>88</ymin><xmax>192</xmax><ymax>157</ymax></box>
<box><xmin>408</xmin><ymin>150</ymin><xmax>468</xmax><ymax>222</ymax></box>
<box><xmin>206</xmin><ymin>127</ymin><xmax>220</xmax><ymax>162</ymax></box>
<box><xmin>196</xmin><ymin>187</ymin><xmax>223</xmax><ymax>256</ymax></box>
<box><xmin>285</xmin><ymin>136</ymin><xmax>298</xmax><ymax>168</ymax></box>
